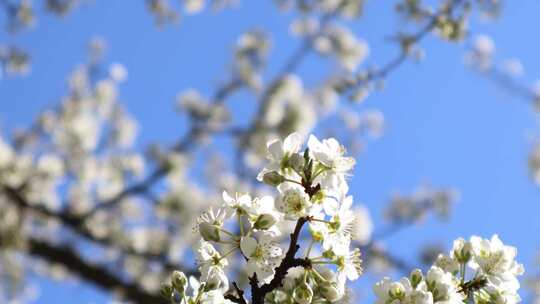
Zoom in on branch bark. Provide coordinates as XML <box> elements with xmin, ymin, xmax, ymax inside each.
<box><xmin>225</xmin><ymin>282</ymin><xmax>248</xmax><ymax>304</ymax></box>
<box><xmin>250</xmin><ymin>216</ymin><xmax>312</xmax><ymax>304</ymax></box>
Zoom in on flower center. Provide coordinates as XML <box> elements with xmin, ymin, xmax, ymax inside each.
<box><xmin>252</xmin><ymin>245</ymin><xmax>264</xmax><ymax>259</ymax></box>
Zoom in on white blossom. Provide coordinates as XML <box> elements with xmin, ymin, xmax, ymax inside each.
<box><xmin>240</xmin><ymin>234</ymin><xmax>283</xmax><ymax>283</ymax></box>
<box><xmin>425</xmin><ymin>266</ymin><xmax>464</xmax><ymax>303</ymax></box>
<box><xmin>470</xmin><ymin>235</ymin><xmax>524</xmax><ymax>291</ymax></box>
<box><xmin>275</xmin><ymin>183</ymin><xmax>315</xmax><ymax>219</ymax></box>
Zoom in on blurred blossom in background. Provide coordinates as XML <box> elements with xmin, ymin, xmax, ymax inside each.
<box><xmin>0</xmin><ymin>0</ymin><xmax>540</xmax><ymax>303</ymax></box>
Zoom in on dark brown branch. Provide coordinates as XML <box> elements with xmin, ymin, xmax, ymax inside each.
<box><xmin>459</xmin><ymin>276</ymin><xmax>488</xmax><ymax>298</ymax></box>
<box><xmin>250</xmin><ymin>216</ymin><xmax>312</xmax><ymax>304</ymax></box>
<box><xmin>27</xmin><ymin>237</ymin><xmax>166</xmax><ymax>304</ymax></box>
<box><xmin>225</xmin><ymin>282</ymin><xmax>248</xmax><ymax>304</ymax></box>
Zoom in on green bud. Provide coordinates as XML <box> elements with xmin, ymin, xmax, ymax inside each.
<box><xmin>410</xmin><ymin>269</ymin><xmax>423</xmax><ymax>289</ymax></box>
<box><xmin>204</xmin><ymin>276</ymin><xmax>221</xmax><ymax>291</ymax></box>
<box><xmin>458</xmin><ymin>242</ymin><xmax>472</xmax><ymax>263</ymax></box>
<box><xmin>318</xmin><ymin>281</ymin><xmax>342</xmax><ymax>302</ymax></box>
<box><xmin>262</xmin><ymin>171</ymin><xmax>285</xmax><ymax>186</ymax></box>
<box><xmin>160</xmin><ymin>283</ymin><xmax>173</xmax><ymax>299</ymax></box>
<box><xmin>389</xmin><ymin>282</ymin><xmax>405</xmax><ymax>300</ymax></box>
<box><xmin>254</xmin><ymin>214</ymin><xmax>277</xmax><ymax>230</ymax></box>
<box><xmin>199</xmin><ymin>222</ymin><xmax>220</xmax><ymax>242</ymax></box>
<box><xmin>171</xmin><ymin>270</ymin><xmax>187</xmax><ymax>293</ymax></box>
<box><xmin>453</xmin><ymin>239</ymin><xmax>473</xmax><ymax>264</ymax></box>
<box><xmin>293</xmin><ymin>282</ymin><xmax>313</xmax><ymax>304</ymax></box>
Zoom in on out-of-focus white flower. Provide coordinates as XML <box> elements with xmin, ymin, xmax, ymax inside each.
<box><xmin>434</xmin><ymin>254</ymin><xmax>460</xmax><ymax>275</ymax></box>
<box><xmin>361</xmin><ymin>110</ymin><xmax>385</xmax><ymax>138</ymax></box>
<box><xmin>501</xmin><ymin>58</ymin><xmax>524</xmax><ymax>78</ymax></box>
<box><xmin>109</xmin><ymin>63</ymin><xmax>128</xmax><ymax>82</ymax></box>
<box><xmin>290</xmin><ymin>17</ymin><xmax>319</xmax><ymax>37</ymax></box>
<box><xmin>184</xmin><ymin>0</ymin><xmax>205</xmax><ymax>14</ymax></box>
<box><xmin>95</xmin><ymin>79</ymin><xmax>118</xmax><ymax>105</ymax></box>
<box><xmin>466</xmin><ymin>34</ymin><xmax>495</xmax><ymax>71</ymax></box>
<box><xmin>314</xmin><ymin>25</ymin><xmax>369</xmax><ymax>71</ymax></box>
<box><xmin>263</xmin><ymin>75</ymin><xmax>304</xmax><ymax>126</ymax></box>
<box><xmin>113</xmin><ymin>113</ymin><xmax>138</xmax><ymax>148</ymax></box>
<box><xmin>351</xmin><ymin>204</ymin><xmax>373</xmax><ymax>245</ymax></box>
<box><xmin>474</xmin><ymin>35</ymin><xmax>495</xmax><ymax>57</ymax></box>
<box><xmin>37</xmin><ymin>154</ymin><xmax>64</xmax><ymax>178</ymax></box>
<box><xmin>0</xmin><ymin>137</ymin><xmax>15</xmax><ymax>168</ymax></box>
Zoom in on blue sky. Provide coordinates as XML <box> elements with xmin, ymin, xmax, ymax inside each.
<box><xmin>1</xmin><ymin>0</ymin><xmax>540</xmax><ymax>302</ymax></box>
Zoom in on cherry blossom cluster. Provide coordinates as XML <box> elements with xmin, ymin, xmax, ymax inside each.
<box><xmin>374</xmin><ymin>235</ymin><xmax>524</xmax><ymax>304</ymax></box>
<box><xmin>162</xmin><ymin>132</ymin><xmax>364</xmax><ymax>303</ymax></box>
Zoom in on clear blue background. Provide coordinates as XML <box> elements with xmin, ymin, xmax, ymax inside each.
<box><xmin>1</xmin><ymin>1</ymin><xmax>539</xmax><ymax>302</ymax></box>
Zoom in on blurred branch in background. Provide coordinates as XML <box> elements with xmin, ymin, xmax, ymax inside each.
<box><xmin>2</xmin><ymin>0</ymin><xmax>533</xmax><ymax>303</ymax></box>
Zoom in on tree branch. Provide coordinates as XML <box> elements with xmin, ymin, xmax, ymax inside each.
<box><xmin>225</xmin><ymin>282</ymin><xmax>248</xmax><ymax>304</ymax></box>
<box><xmin>2</xmin><ymin>185</ymin><xmax>197</xmax><ymax>276</ymax></box>
<box><xmin>250</xmin><ymin>216</ymin><xmax>312</xmax><ymax>304</ymax></box>
<box><xmin>27</xmin><ymin>237</ymin><xmax>166</xmax><ymax>304</ymax></box>
<box><xmin>336</xmin><ymin>0</ymin><xmax>466</xmax><ymax>95</ymax></box>
<box><xmin>80</xmin><ymin>78</ymin><xmax>242</xmax><ymax>220</ymax></box>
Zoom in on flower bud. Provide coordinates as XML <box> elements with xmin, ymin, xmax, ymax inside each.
<box><xmin>293</xmin><ymin>282</ymin><xmax>314</xmax><ymax>304</ymax></box>
<box><xmin>204</xmin><ymin>269</ymin><xmax>228</xmax><ymax>292</ymax></box>
<box><xmin>389</xmin><ymin>282</ymin><xmax>405</xmax><ymax>300</ymax></box>
<box><xmin>287</xmin><ymin>153</ymin><xmax>304</xmax><ymax>172</ymax></box>
<box><xmin>254</xmin><ymin>214</ymin><xmax>277</xmax><ymax>230</ymax></box>
<box><xmin>262</xmin><ymin>171</ymin><xmax>285</xmax><ymax>186</ymax></box>
<box><xmin>199</xmin><ymin>222</ymin><xmax>220</xmax><ymax>242</ymax></box>
<box><xmin>435</xmin><ymin>254</ymin><xmax>460</xmax><ymax>274</ymax></box>
<box><xmin>171</xmin><ymin>270</ymin><xmax>187</xmax><ymax>293</ymax></box>
<box><xmin>160</xmin><ymin>283</ymin><xmax>173</xmax><ymax>299</ymax></box>
<box><xmin>452</xmin><ymin>238</ymin><xmax>473</xmax><ymax>263</ymax></box>
<box><xmin>318</xmin><ymin>281</ymin><xmax>342</xmax><ymax>302</ymax></box>
<box><xmin>410</xmin><ymin>269</ymin><xmax>423</xmax><ymax>289</ymax></box>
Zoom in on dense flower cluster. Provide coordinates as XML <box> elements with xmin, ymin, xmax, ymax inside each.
<box><xmin>162</xmin><ymin>132</ymin><xmax>364</xmax><ymax>303</ymax></box>
<box><xmin>162</xmin><ymin>133</ymin><xmax>525</xmax><ymax>304</ymax></box>
<box><xmin>374</xmin><ymin>235</ymin><xmax>524</xmax><ymax>304</ymax></box>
